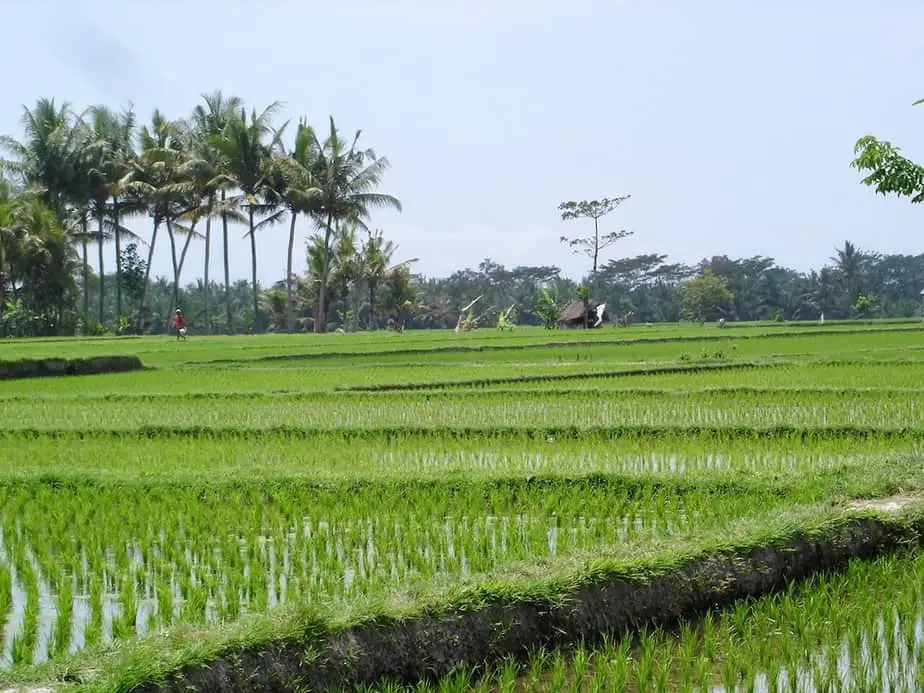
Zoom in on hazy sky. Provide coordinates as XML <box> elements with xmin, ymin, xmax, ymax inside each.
<box><xmin>4</xmin><ymin>0</ymin><xmax>924</xmax><ymax>285</ymax></box>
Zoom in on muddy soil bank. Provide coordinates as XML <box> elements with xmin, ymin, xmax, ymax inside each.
<box><xmin>125</xmin><ymin>511</ymin><xmax>923</xmax><ymax>693</ymax></box>
<box><xmin>0</xmin><ymin>356</ymin><xmax>143</xmax><ymax>380</ymax></box>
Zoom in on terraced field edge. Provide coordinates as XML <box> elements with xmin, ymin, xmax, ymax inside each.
<box><xmin>6</xmin><ymin>424</ymin><xmax>924</xmax><ymax>443</ymax></box>
<box><xmin>0</xmin><ymin>356</ymin><xmax>144</xmax><ymax>380</ymax></box>
<box><xmin>335</xmin><ymin>362</ymin><xmax>778</xmax><ymax>391</ymax></box>
<box><xmin>192</xmin><ymin>323</ymin><xmax>924</xmax><ymax>366</ymax></box>
<box><xmin>16</xmin><ymin>502</ymin><xmax>922</xmax><ymax>693</ymax></box>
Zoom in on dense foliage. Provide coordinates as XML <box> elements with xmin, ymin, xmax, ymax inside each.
<box><xmin>0</xmin><ymin>95</ymin><xmax>404</xmax><ymax>337</ymax></box>
<box><xmin>2</xmin><ymin>96</ymin><xmax>923</xmax><ymax>337</ymax></box>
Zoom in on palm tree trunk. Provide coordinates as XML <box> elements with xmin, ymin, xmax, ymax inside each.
<box><xmin>592</xmin><ymin>216</ymin><xmax>600</xmax><ymax>296</ymax></box>
<box><xmin>138</xmin><ymin>220</ymin><xmax>159</xmax><ymax>332</ymax></box>
<box><xmin>286</xmin><ymin>210</ymin><xmax>297</xmax><ymax>332</ymax></box>
<box><xmin>204</xmin><ymin>203</ymin><xmax>212</xmax><ymax>335</ymax></box>
<box><xmin>0</xmin><ymin>244</ymin><xmax>6</xmax><ymax>338</ymax></box>
<box><xmin>177</xmin><ymin>220</ymin><xmax>197</xmax><ymax>285</ymax></box>
<box><xmin>315</xmin><ymin>213</ymin><xmax>334</xmax><ymax>333</ymax></box>
<box><xmin>222</xmin><ymin>191</ymin><xmax>232</xmax><ymax>335</ymax></box>
<box><xmin>248</xmin><ymin>207</ymin><xmax>258</xmax><ymax>334</ymax></box>
<box><xmin>369</xmin><ymin>284</ymin><xmax>376</xmax><ymax>329</ymax></box>
<box><xmin>81</xmin><ymin>233</ymin><xmax>89</xmax><ymax>326</ymax></box>
<box><xmin>113</xmin><ymin>198</ymin><xmax>123</xmax><ymax>323</ymax></box>
<box><xmin>97</xmin><ymin>215</ymin><xmax>105</xmax><ymax>326</ymax></box>
<box><xmin>166</xmin><ymin>219</ymin><xmax>180</xmax><ymax>330</ymax></box>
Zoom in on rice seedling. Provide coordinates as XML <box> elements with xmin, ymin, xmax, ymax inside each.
<box><xmin>0</xmin><ymin>478</ymin><xmax>791</xmax><ymax>665</ymax></box>
<box><xmin>0</xmin><ymin>431</ymin><xmax>906</xmax><ymax>484</ymax></box>
<box><xmin>5</xmin><ymin>384</ymin><xmax>924</xmax><ymax>434</ymax></box>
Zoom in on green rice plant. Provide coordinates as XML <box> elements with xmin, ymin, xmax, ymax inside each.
<box><xmin>652</xmin><ymin>638</ymin><xmax>673</xmax><ymax>691</ymax></box>
<box><xmin>568</xmin><ymin>640</ymin><xmax>589</xmax><ymax>692</ymax></box>
<box><xmin>49</xmin><ymin>571</ymin><xmax>73</xmax><ymax>659</ymax></box>
<box><xmin>632</xmin><ymin>627</ymin><xmax>655</xmax><ymax>690</ymax></box>
<box><xmin>525</xmin><ymin>644</ymin><xmax>549</xmax><ymax>689</ymax></box>
<box><xmin>11</xmin><ymin>386</ymin><xmax>924</xmax><ymax>433</ymax></box>
<box><xmin>436</xmin><ymin>666</ymin><xmax>469</xmax><ymax>693</ymax></box>
<box><xmin>496</xmin><ymin>656</ymin><xmax>519</xmax><ymax>693</ymax></box>
<box><xmin>0</xmin><ymin>563</ymin><xmax>12</xmax><ymax>637</ymax></box>
<box><xmin>1</xmin><ymin>325</ymin><xmax>923</xmax><ymax>681</ymax></box>
<box><xmin>0</xmin><ymin>429</ymin><xmax>910</xmax><ymax>483</ymax></box>
<box><xmin>0</xmin><ymin>476</ymin><xmax>804</xmax><ymax>664</ymax></box>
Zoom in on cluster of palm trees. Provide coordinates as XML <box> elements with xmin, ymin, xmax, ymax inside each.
<box><xmin>0</xmin><ymin>91</ymin><xmax>401</xmax><ymax>334</ymax></box>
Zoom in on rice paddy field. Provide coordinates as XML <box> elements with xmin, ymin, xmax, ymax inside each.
<box><xmin>1</xmin><ymin>320</ymin><xmax>924</xmax><ymax>691</ymax></box>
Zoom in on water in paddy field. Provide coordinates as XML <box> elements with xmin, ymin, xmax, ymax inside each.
<box><xmin>0</xmin><ymin>509</ymin><xmax>692</xmax><ymax>666</ymax></box>
<box><xmin>709</xmin><ymin>613</ymin><xmax>924</xmax><ymax>692</ymax></box>
<box><xmin>497</xmin><ymin>611</ymin><xmax>924</xmax><ymax>693</ymax></box>
<box><xmin>371</xmin><ymin>451</ymin><xmax>860</xmax><ymax>476</ymax></box>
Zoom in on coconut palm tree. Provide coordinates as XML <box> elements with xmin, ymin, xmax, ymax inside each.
<box><xmin>84</xmin><ymin>105</ymin><xmax>144</xmax><ymax>323</ymax></box>
<box><xmin>0</xmin><ymin>99</ymin><xmax>90</xmax><ymax>321</ymax></box>
<box><xmin>361</xmin><ymin>229</ymin><xmax>416</xmax><ymax>329</ymax></box>
<box><xmin>0</xmin><ymin>98</ymin><xmax>85</xmax><ymax>223</ymax></box>
<box><xmin>189</xmin><ymin>91</ymin><xmax>243</xmax><ymax>334</ymax></box>
<box><xmin>213</xmin><ymin>104</ymin><xmax>285</xmax><ymax>333</ymax></box>
<box><xmin>270</xmin><ymin>119</ymin><xmax>322</xmax><ymax>331</ymax></box>
<box><xmin>0</xmin><ymin>179</ymin><xmax>13</xmax><ymax>332</ymax></box>
<box><xmin>830</xmin><ymin>240</ymin><xmax>879</xmax><ymax>312</ymax></box>
<box><xmin>124</xmin><ymin>111</ymin><xmax>191</xmax><ymax>329</ymax></box>
<box><xmin>308</xmin><ymin>116</ymin><xmax>402</xmax><ymax>332</ymax></box>
<box><xmin>330</xmin><ymin>224</ymin><xmax>361</xmax><ymax>329</ymax></box>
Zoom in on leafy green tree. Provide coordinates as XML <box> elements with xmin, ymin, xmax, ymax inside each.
<box><xmin>852</xmin><ymin>294</ymin><xmax>877</xmax><ymax>319</ymax></box>
<box><xmin>679</xmin><ymin>270</ymin><xmax>733</xmax><ymax>323</ymax></box>
<box><xmin>558</xmin><ymin>196</ymin><xmax>633</xmax><ymax>292</ymax></box>
<box><xmin>851</xmin><ymin>99</ymin><xmax>924</xmax><ymax>204</ymax></box>
<box><xmin>117</xmin><ymin>242</ymin><xmax>146</xmax><ymax>311</ymax></box>
<box><xmin>852</xmin><ymin>144</ymin><xmax>924</xmax><ymax>201</ymax></box>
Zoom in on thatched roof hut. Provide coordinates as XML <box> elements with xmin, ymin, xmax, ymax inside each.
<box><xmin>559</xmin><ymin>300</ymin><xmax>608</xmax><ymax>328</ymax></box>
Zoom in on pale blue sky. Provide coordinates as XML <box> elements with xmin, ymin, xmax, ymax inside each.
<box><xmin>5</xmin><ymin>0</ymin><xmax>924</xmax><ymax>284</ymax></box>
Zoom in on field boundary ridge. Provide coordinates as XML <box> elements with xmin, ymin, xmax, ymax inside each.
<box><xmin>6</xmin><ymin>383</ymin><xmax>923</xmax><ymax>404</ymax></box>
<box><xmin>334</xmin><ymin>361</ymin><xmax>775</xmax><ymax>391</ymax></box>
<box><xmin>188</xmin><ymin>324</ymin><xmax>922</xmax><ymax>366</ymax></box>
<box><xmin>5</xmin><ymin>423</ymin><xmax>924</xmax><ymax>442</ymax></box>
<box><xmin>10</xmin><ymin>502</ymin><xmax>923</xmax><ymax>692</ymax></box>
<box><xmin>0</xmin><ymin>356</ymin><xmax>144</xmax><ymax>381</ymax></box>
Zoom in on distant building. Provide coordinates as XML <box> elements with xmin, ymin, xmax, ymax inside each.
<box><xmin>559</xmin><ymin>300</ymin><xmax>607</xmax><ymax>328</ymax></box>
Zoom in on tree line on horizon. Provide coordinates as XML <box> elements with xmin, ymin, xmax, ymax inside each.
<box><xmin>3</xmin><ymin>93</ymin><xmax>924</xmax><ymax>337</ymax></box>
<box><xmin>66</xmin><ymin>240</ymin><xmax>924</xmax><ymax>336</ymax></box>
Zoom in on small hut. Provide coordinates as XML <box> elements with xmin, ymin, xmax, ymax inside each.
<box><xmin>559</xmin><ymin>300</ymin><xmax>608</xmax><ymax>328</ymax></box>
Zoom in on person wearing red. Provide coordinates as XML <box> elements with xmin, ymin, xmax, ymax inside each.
<box><xmin>172</xmin><ymin>309</ymin><xmax>186</xmax><ymax>340</ymax></box>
